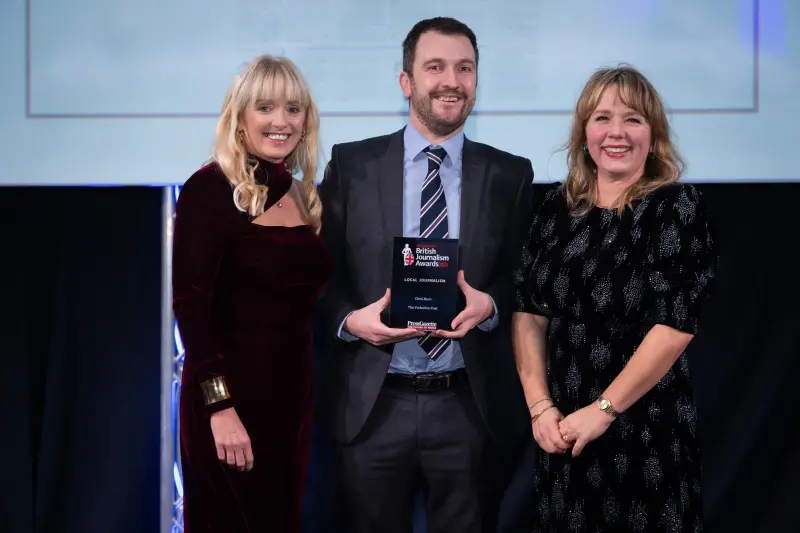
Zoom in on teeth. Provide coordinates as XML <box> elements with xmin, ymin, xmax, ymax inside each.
<box><xmin>603</xmin><ymin>147</ymin><xmax>630</xmax><ymax>153</ymax></box>
<box><xmin>436</xmin><ymin>96</ymin><xmax>459</xmax><ymax>102</ymax></box>
<box><xmin>266</xmin><ymin>134</ymin><xmax>288</xmax><ymax>140</ymax></box>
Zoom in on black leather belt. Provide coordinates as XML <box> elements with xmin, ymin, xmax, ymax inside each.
<box><xmin>384</xmin><ymin>369</ymin><xmax>469</xmax><ymax>393</ymax></box>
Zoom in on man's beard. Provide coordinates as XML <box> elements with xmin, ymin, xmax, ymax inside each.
<box><xmin>410</xmin><ymin>84</ymin><xmax>474</xmax><ymax>137</ymax></box>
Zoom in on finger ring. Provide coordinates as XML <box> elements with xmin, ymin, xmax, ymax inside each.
<box><xmin>561</xmin><ymin>433</ymin><xmax>570</xmax><ymax>441</ymax></box>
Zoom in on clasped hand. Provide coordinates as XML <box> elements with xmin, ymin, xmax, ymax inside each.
<box><xmin>344</xmin><ymin>270</ymin><xmax>493</xmax><ymax>345</ymax></box>
<box><xmin>532</xmin><ymin>403</ymin><xmax>614</xmax><ymax>457</ymax></box>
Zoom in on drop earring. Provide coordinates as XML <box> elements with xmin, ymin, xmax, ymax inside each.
<box><xmin>300</xmin><ymin>131</ymin><xmax>307</xmax><ymax>143</ymax></box>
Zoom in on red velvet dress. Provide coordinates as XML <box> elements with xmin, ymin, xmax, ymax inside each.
<box><xmin>172</xmin><ymin>158</ymin><xmax>330</xmax><ymax>532</ymax></box>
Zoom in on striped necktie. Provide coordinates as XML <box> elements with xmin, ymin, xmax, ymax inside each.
<box><xmin>420</xmin><ymin>146</ymin><xmax>449</xmax><ymax>239</ymax></box>
<box><xmin>418</xmin><ymin>145</ymin><xmax>450</xmax><ymax>359</ymax></box>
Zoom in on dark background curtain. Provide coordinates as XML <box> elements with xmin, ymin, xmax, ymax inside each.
<box><xmin>1</xmin><ymin>183</ymin><xmax>798</xmax><ymax>533</ymax></box>
<box><xmin>0</xmin><ymin>187</ymin><xmax>163</xmax><ymax>533</ymax></box>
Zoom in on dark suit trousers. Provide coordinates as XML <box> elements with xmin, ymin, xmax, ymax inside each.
<box><xmin>337</xmin><ymin>379</ymin><xmax>502</xmax><ymax>533</ymax></box>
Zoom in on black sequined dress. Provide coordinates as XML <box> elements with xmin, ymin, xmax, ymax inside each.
<box><xmin>514</xmin><ymin>183</ymin><xmax>717</xmax><ymax>532</ymax></box>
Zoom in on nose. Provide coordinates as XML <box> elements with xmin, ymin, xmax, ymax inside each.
<box><xmin>440</xmin><ymin>66</ymin><xmax>460</xmax><ymax>90</ymax></box>
<box><xmin>608</xmin><ymin>116</ymin><xmax>624</xmax><ymax>137</ymax></box>
<box><xmin>271</xmin><ymin>108</ymin><xmax>289</xmax><ymax>128</ymax></box>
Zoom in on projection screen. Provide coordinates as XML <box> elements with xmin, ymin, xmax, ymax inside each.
<box><xmin>0</xmin><ymin>0</ymin><xmax>796</xmax><ymax>185</ymax></box>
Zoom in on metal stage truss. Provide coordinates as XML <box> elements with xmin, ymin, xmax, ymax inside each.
<box><xmin>161</xmin><ymin>185</ymin><xmax>185</xmax><ymax>532</ymax></box>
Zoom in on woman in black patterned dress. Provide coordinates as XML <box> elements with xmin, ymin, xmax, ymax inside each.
<box><xmin>512</xmin><ymin>65</ymin><xmax>717</xmax><ymax>532</ymax></box>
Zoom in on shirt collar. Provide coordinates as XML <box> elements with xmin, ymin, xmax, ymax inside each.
<box><xmin>403</xmin><ymin>123</ymin><xmax>464</xmax><ymax>166</ymax></box>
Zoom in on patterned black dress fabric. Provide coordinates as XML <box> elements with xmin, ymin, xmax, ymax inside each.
<box><xmin>514</xmin><ymin>183</ymin><xmax>717</xmax><ymax>532</ymax></box>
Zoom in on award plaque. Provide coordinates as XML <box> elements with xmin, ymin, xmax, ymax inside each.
<box><xmin>389</xmin><ymin>237</ymin><xmax>459</xmax><ymax>331</ymax></box>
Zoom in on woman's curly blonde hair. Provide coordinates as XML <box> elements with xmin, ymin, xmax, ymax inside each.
<box><xmin>562</xmin><ymin>64</ymin><xmax>685</xmax><ymax>216</ymax></box>
<box><xmin>213</xmin><ymin>55</ymin><xmax>321</xmax><ymax>231</ymax></box>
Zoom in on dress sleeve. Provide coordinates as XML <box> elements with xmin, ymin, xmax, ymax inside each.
<box><xmin>172</xmin><ymin>170</ymin><xmax>236</xmax><ymax>413</ymax></box>
<box><xmin>513</xmin><ymin>185</ymin><xmax>560</xmax><ymax>316</ymax></box>
<box><xmin>644</xmin><ymin>185</ymin><xmax>718</xmax><ymax>335</ymax></box>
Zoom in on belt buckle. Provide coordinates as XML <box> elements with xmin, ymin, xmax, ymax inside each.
<box><xmin>413</xmin><ymin>373</ymin><xmax>450</xmax><ymax>393</ymax></box>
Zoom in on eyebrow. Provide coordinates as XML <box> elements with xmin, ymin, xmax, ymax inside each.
<box><xmin>422</xmin><ymin>57</ymin><xmax>476</xmax><ymax>66</ymax></box>
<box><xmin>592</xmin><ymin>108</ymin><xmax>643</xmax><ymax>116</ymax></box>
<box><xmin>253</xmin><ymin>98</ymin><xmax>302</xmax><ymax>106</ymax></box>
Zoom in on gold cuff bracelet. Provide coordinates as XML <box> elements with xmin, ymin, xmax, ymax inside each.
<box><xmin>200</xmin><ymin>376</ymin><xmax>231</xmax><ymax>406</ymax></box>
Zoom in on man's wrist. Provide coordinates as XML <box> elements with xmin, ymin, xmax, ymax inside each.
<box><xmin>476</xmin><ymin>293</ymin><xmax>499</xmax><ymax>332</ymax></box>
<box><xmin>484</xmin><ymin>300</ymin><xmax>495</xmax><ymax>322</ymax></box>
<box><xmin>338</xmin><ymin>311</ymin><xmax>360</xmax><ymax>341</ymax></box>
<box><xmin>344</xmin><ymin>312</ymin><xmax>355</xmax><ymax>334</ymax></box>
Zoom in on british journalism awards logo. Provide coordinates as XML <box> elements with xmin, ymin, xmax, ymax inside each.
<box><xmin>401</xmin><ymin>243</ymin><xmax>450</xmax><ymax>268</ymax></box>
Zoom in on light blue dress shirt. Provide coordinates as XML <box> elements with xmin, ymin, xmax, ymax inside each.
<box><xmin>339</xmin><ymin>124</ymin><xmax>498</xmax><ymax>375</ymax></box>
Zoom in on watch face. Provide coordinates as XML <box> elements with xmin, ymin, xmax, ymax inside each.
<box><xmin>599</xmin><ymin>398</ymin><xmax>610</xmax><ymax>409</ymax></box>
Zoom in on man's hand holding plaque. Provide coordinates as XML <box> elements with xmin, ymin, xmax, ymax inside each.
<box><xmin>432</xmin><ymin>270</ymin><xmax>494</xmax><ymax>339</ymax></box>
<box><xmin>344</xmin><ymin>288</ymin><xmax>424</xmax><ymax>346</ymax></box>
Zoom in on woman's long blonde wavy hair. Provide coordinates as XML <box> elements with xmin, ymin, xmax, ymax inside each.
<box><xmin>562</xmin><ymin>64</ymin><xmax>685</xmax><ymax>216</ymax></box>
<box><xmin>213</xmin><ymin>55</ymin><xmax>322</xmax><ymax>231</ymax></box>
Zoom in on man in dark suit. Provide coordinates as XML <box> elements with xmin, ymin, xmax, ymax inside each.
<box><xmin>316</xmin><ymin>17</ymin><xmax>533</xmax><ymax>533</ymax></box>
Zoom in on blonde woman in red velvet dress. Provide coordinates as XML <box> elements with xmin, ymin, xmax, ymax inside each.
<box><xmin>172</xmin><ymin>55</ymin><xmax>330</xmax><ymax>532</ymax></box>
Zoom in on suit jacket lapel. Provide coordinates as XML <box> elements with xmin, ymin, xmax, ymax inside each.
<box><xmin>460</xmin><ymin>138</ymin><xmax>488</xmax><ymax>270</ymax></box>
<box><xmin>372</xmin><ymin>128</ymin><xmax>405</xmax><ymax>242</ymax></box>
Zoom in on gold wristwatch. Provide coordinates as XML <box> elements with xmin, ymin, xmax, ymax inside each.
<box><xmin>597</xmin><ymin>396</ymin><xmax>618</xmax><ymax>417</ymax></box>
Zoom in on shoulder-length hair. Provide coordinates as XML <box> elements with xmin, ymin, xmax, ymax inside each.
<box><xmin>562</xmin><ymin>64</ymin><xmax>685</xmax><ymax>216</ymax></box>
<box><xmin>212</xmin><ymin>55</ymin><xmax>322</xmax><ymax>231</ymax></box>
